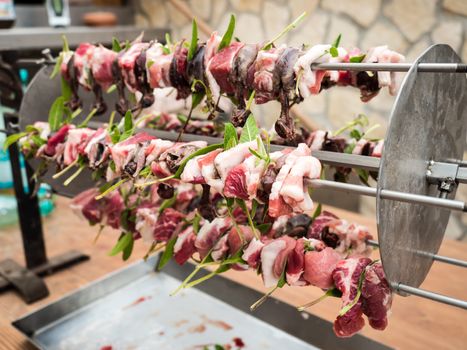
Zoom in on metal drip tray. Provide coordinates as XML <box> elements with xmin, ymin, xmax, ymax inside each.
<box><xmin>13</xmin><ymin>257</ymin><xmax>391</xmax><ymax>350</ymax></box>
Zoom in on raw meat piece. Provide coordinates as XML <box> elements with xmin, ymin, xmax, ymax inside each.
<box><xmin>308</xmin><ymin>130</ymin><xmax>327</xmax><ymax>151</ymax></box>
<box><xmin>91</xmin><ymin>45</ymin><xmax>118</xmax><ymax>90</ymax></box>
<box><xmin>146</xmin><ymin>43</ymin><xmax>172</xmax><ymax>89</ymax></box>
<box><xmin>195</xmin><ymin>217</ymin><xmax>232</xmax><ymax>259</ymax></box>
<box><xmin>110</xmin><ymin>133</ymin><xmax>155</xmax><ymax>175</ymax></box>
<box><xmin>294</xmin><ymin>44</ymin><xmax>347</xmax><ymax>98</ymax></box>
<box><xmin>327</xmin><ymin>220</ymin><xmax>373</xmax><ymax>257</ymax></box>
<box><xmin>212</xmin><ymin>234</ymin><xmax>230</xmax><ymax>262</ymax></box>
<box><xmin>173</xmin><ymin>226</ymin><xmax>197</xmax><ymax>265</ymax></box>
<box><xmin>269</xmin><ymin>144</ymin><xmax>311</xmax><ymax>217</ymax></box>
<box><xmin>153</xmin><ymin>208</ymin><xmax>185</xmax><ymax>242</ymax></box>
<box><xmin>40</xmin><ymin>124</ymin><xmax>73</xmax><ymax>158</ymax></box>
<box><xmin>214</xmin><ymin>141</ymin><xmax>256</xmax><ymax>180</ymax></box>
<box><xmin>261</xmin><ymin>239</ymin><xmax>287</xmax><ymax>288</ymax></box>
<box><xmin>242</xmin><ymin>238</ymin><xmax>264</xmax><ymax>269</ymax></box>
<box><xmin>332</xmin><ymin>257</ymin><xmax>372</xmax><ymax>338</ymax></box>
<box><xmin>181</xmin><ymin>154</ymin><xmax>205</xmax><ymax>184</ymax></box>
<box><xmin>63</xmin><ymin>128</ymin><xmax>95</xmax><ymax>165</ymax></box>
<box><xmin>118</xmin><ymin>42</ymin><xmax>149</xmax><ymax>92</ymax></box>
<box><xmin>145</xmin><ymin>138</ymin><xmax>175</xmax><ymax>165</ymax></box>
<box><xmin>307</xmin><ymin>211</ymin><xmax>339</xmax><ymax>239</ymax></box>
<box><xmin>253</xmin><ymin>45</ymin><xmax>286</xmax><ymax>104</ymax></box>
<box><xmin>169</xmin><ymin>42</ymin><xmax>191</xmax><ymax>99</ymax></box>
<box><xmin>74</xmin><ymin>43</ymin><xmax>96</xmax><ymax>90</ymax></box>
<box><xmin>364</xmin><ymin>46</ymin><xmax>405</xmax><ymax>95</ymax></box>
<box><xmin>135</xmin><ymin>206</ymin><xmax>159</xmax><ymax>242</ymax></box>
<box><xmin>361</xmin><ymin>262</ymin><xmax>392</xmax><ymax>331</ymax></box>
<box><xmin>209</xmin><ymin>42</ymin><xmax>244</xmax><ymax>94</ymax></box>
<box><xmin>197</xmin><ymin>149</ymin><xmax>223</xmax><ymax>192</ymax></box>
<box><xmin>286</xmin><ymin>237</ymin><xmax>306</xmax><ymax>285</ymax></box>
<box><xmin>372</xmin><ymin>140</ymin><xmax>384</xmax><ymax>157</ymax></box>
<box><xmin>303</xmin><ymin>247</ymin><xmax>341</xmax><ymax>289</ymax></box>
<box><xmin>227</xmin><ymin>225</ymin><xmax>254</xmax><ymax>255</ymax></box>
<box><xmin>223</xmin><ymin>163</ymin><xmax>249</xmax><ymax>200</ymax></box>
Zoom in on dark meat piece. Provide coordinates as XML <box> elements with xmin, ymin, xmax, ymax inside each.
<box><xmin>275</xmin><ymin>47</ymin><xmax>302</xmax><ymax>101</ymax></box>
<box><xmin>186</xmin><ymin>44</ymin><xmax>206</xmax><ymax>91</ymax></box>
<box><xmin>165</xmin><ymin>144</ymin><xmax>200</xmax><ymax>173</ymax></box>
<box><xmin>199</xmin><ymin>184</ymin><xmax>215</xmax><ymax>220</ymax></box>
<box><xmin>66</xmin><ymin>55</ymin><xmax>82</xmax><ymax>111</ymax></box>
<box><xmin>112</xmin><ymin>55</ymin><xmax>128</xmax><ymax>115</ymax></box>
<box><xmin>169</xmin><ymin>42</ymin><xmax>191</xmax><ymax>99</ymax></box>
<box><xmin>157</xmin><ymin>183</ymin><xmax>175</xmax><ymax>199</ymax></box>
<box><xmin>90</xmin><ymin>72</ymin><xmax>107</xmax><ymax>115</ymax></box>
<box><xmin>134</xmin><ymin>47</ymin><xmax>155</xmax><ymax>108</ymax></box>
<box><xmin>285</xmin><ymin>214</ymin><xmax>312</xmax><ymax>237</ymax></box>
<box><xmin>257</xmin><ymin>164</ymin><xmax>278</xmax><ymax>203</ymax></box>
<box><xmin>231</xmin><ymin>44</ymin><xmax>258</xmax><ymax>93</ymax></box>
<box><xmin>355</xmin><ymin>72</ymin><xmax>380</xmax><ymax>102</ymax></box>
<box><xmin>307</xmin><ymin>210</ymin><xmax>339</xmax><ymax>239</ymax></box>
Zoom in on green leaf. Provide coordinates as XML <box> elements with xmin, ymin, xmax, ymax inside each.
<box><xmin>62</xmin><ymin>35</ymin><xmax>70</xmax><ymax>52</ymax></box>
<box><xmin>119</xmin><ymin>110</ymin><xmax>134</xmax><ymax>142</ymax></box>
<box><xmin>312</xmin><ymin>203</ymin><xmax>322</xmax><ymax>219</ymax></box>
<box><xmin>214</xmin><ymin>345</ymin><xmax>225</xmax><ymax>350</ymax></box>
<box><xmin>350</xmin><ymin>54</ymin><xmax>366</xmax><ymax>63</ymax></box>
<box><xmin>277</xmin><ymin>269</ymin><xmax>286</xmax><ymax>288</ymax></box>
<box><xmin>332</xmin><ymin>33</ymin><xmax>342</xmax><ymax>48</ymax></box>
<box><xmin>329</xmin><ymin>46</ymin><xmax>339</xmax><ymax>58</ymax></box>
<box><xmin>157</xmin><ymin>235</ymin><xmax>177</xmax><ymax>271</ymax></box>
<box><xmin>257</xmin><ymin>223</ymin><xmax>272</xmax><ymax>234</ymax></box>
<box><xmin>70</xmin><ymin>107</ymin><xmax>82</xmax><ymax>120</ymax></box>
<box><xmin>122</xmin><ymin>234</ymin><xmax>134</xmax><ymax>261</ymax></box>
<box><xmin>159</xmin><ymin>195</ymin><xmax>177</xmax><ymax>214</ymax></box>
<box><xmin>110</xmin><ymin>125</ymin><xmax>121</xmax><ymax>144</ymax></box>
<box><xmin>31</xmin><ymin>135</ymin><xmax>46</xmax><ymax>147</ymax></box>
<box><xmin>239</xmin><ymin>114</ymin><xmax>259</xmax><ymax>143</ymax></box>
<box><xmin>173</xmin><ymin>143</ymin><xmax>223</xmax><ymax>179</ymax></box>
<box><xmin>106</xmin><ymin>84</ymin><xmax>117</xmax><ymax>94</ymax></box>
<box><xmin>3</xmin><ymin>132</ymin><xmax>28</xmax><ymax>151</ymax></box>
<box><xmin>191</xmin><ymin>91</ymin><xmax>205</xmax><ymax>110</ymax></box>
<box><xmin>48</xmin><ymin>96</ymin><xmax>65</xmax><ymax>132</ymax></box>
<box><xmin>350</xmin><ymin>129</ymin><xmax>362</xmax><ymax>140</ymax></box>
<box><xmin>192</xmin><ymin>212</ymin><xmax>202</xmax><ymax>234</ymax></box>
<box><xmin>165</xmin><ymin>33</ymin><xmax>172</xmax><ymax>47</ymax></box>
<box><xmin>223</xmin><ymin>123</ymin><xmax>238</xmax><ymax>150</ymax></box>
<box><xmin>50</xmin><ymin>53</ymin><xmax>63</xmax><ymax>79</ymax></box>
<box><xmin>61</xmin><ymin>76</ymin><xmax>72</xmax><ymax>102</ymax></box>
<box><xmin>218</xmin><ymin>14</ymin><xmax>236</xmax><ymax>51</ymax></box>
<box><xmin>188</xmin><ymin>19</ymin><xmax>198</xmax><ymax>61</ymax></box>
<box><xmin>147</xmin><ymin>60</ymin><xmax>155</xmax><ymax>69</ymax></box>
<box><xmin>112</xmin><ymin>37</ymin><xmax>122</xmax><ymax>52</ymax></box>
<box><xmin>108</xmin><ymin>232</ymin><xmax>133</xmax><ymax>256</ymax></box>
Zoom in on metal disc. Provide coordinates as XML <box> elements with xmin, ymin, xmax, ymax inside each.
<box><xmin>19</xmin><ymin>65</ymin><xmax>117</xmax><ymax>197</ymax></box>
<box><xmin>376</xmin><ymin>44</ymin><xmax>467</xmax><ymax>293</ymax></box>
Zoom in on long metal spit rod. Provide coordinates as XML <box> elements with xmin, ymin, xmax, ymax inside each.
<box><xmin>392</xmin><ymin>283</ymin><xmax>467</xmax><ymax>310</ymax></box>
<box><xmin>312</xmin><ymin>62</ymin><xmax>467</xmax><ymax>73</ymax></box>
<box><xmin>309</xmin><ymin>179</ymin><xmax>467</xmax><ymax>212</ymax></box>
<box><xmin>366</xmin><ymin>240</ymin><xmax>467</xmax><ymax>268</ymax></box>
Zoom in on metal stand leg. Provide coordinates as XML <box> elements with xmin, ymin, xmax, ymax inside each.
<box><xmin>0</xmin><ymin>113</ymin><xmax>89</xmax><ymax>303</ymax></box>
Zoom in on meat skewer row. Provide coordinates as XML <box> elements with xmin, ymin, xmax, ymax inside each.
<box><xmin>18</xmin><ymin>119</ymin><xmax>383</xmax><ymax>219</ymax></box>
<box><xmin>56</xmin><ymin>18</ymin><xmax>404</xmax><ymax>141</ymax></box>
<box><xmin>71</xmin><ymin>180</ymin><xmax>391</xmax><ymax>338</ymax></box>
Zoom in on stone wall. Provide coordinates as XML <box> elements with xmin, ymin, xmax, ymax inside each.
<box><xmin>136</xmin><ymin>0</ymin><xmax>467</xmax><ymax>239</ymax></box>
<box><xmin>137</xmin><ymin>0</ymin><xmax>466</xmax><ymax>133</ymax></box>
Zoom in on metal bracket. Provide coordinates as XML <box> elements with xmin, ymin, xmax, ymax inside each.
<box><xmin>0</xmin><ymin>259</ymin><xmax>49</xmax><ymax>304</ymax></box>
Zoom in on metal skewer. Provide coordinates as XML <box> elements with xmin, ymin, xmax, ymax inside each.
<box><xmin>309</xmin><ymin>179</ymin><xmax>467</xmax><ymax>212</ymax></box>
<box><xmin>366</xmin><ymin>240</ymin><xmax>467</xmax><ymax>268</ymax></box>
<box><xmin>312</xmin><ymin>62</ymin><xmax>467</xmax><ymax>73</ymax></box>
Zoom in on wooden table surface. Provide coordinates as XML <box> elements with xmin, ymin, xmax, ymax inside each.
<box><xmin>0</xmin><ymin>196</ymin><xmax>466</xmax><ymax>350</ymax></box>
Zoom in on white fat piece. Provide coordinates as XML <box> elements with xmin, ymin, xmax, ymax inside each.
<box><xmin>261</xmin><ymin>239</ymin><xmax>287</xmax><ymax>288</ymax></box>
<box><xmin>294</xmin><ymin>44</ymin><xmax>347</xmax><ymax>98</ymax></box>
<box><xmin>135</xmin><ymin>207</ymin><xmax>159</xmax><ymax>243</ymax></box>
<box><xmin>214</xmin><ymin>141</ymin><xmax>257</xmax><ymax>181</ymax></box>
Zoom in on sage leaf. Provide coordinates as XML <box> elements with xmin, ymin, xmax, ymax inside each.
<box><xmin>188</xmin><ymin>19</ymin><xmax>198</xmax><ymax>61</ymax></box>
<box><xmin>239</xmin><ymin>114</ymin><xmax>259</xmax><ymax>143</ymax></box>
<box><xmin>218</xmin><ymin>14</ymin><xmax>235</xmax><ymax>51</ymax></box>
<box><xmin>223</xmin><ymin>123</ymin><xmax>238</xmax><ymax>150</ymax></box>
<box><xmin>157</xmin><ymin>235</ymin><xmax>177</xmax><ymax>271</ymax></box>
<box><xmin>109</xmin><ymin>232</ymin><xmax>133</xmax><ymax>256</ymax></box>
<box><xmin>48</xmin><ymin>96</ymin><xmax>65</xmax><ymax>132</ymax></box>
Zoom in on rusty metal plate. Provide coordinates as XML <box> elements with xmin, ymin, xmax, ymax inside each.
<box><xmin>377</xmin><ymin>44</ymin><xmax>467</xmax><ymax>292</ymax></box>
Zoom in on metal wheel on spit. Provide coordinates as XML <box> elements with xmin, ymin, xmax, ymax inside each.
<box><xmin>376</xmin><ymin>44</ymin><xmax>467</xmax><ymax>294</ymax></box>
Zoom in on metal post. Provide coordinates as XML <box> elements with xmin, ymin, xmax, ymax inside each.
<box><xmin>393</xmin><ymin>283</ymin><xmax>467</xmax><ymax>310</ymax></box>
